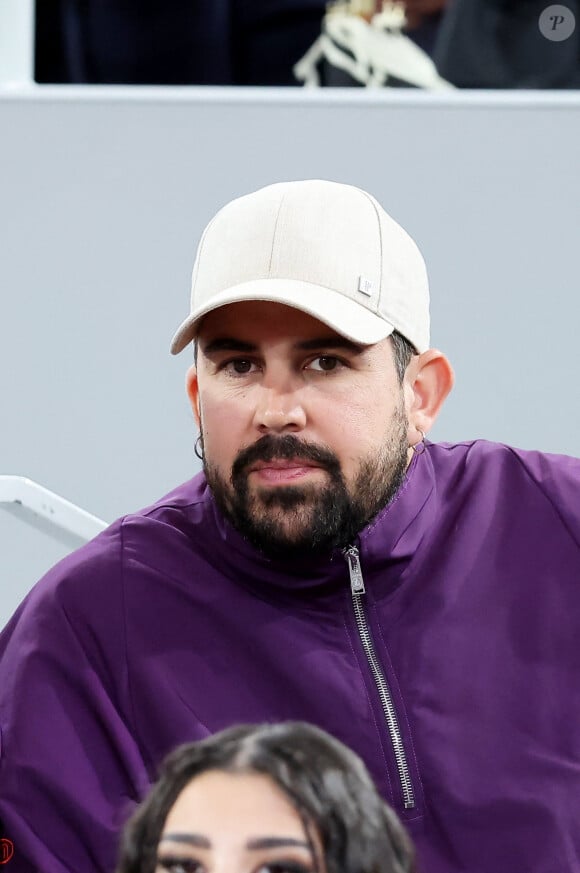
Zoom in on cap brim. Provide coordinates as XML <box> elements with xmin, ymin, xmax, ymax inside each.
<box><xmin>170</xmin><ymin>278</ymin><xmax>395</xmax><ymax>355</ymax></box>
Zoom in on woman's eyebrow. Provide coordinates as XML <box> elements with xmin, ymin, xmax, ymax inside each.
<box><xmin>158</xmin><ymin>833</ymin><xmax>310</xmax><ymax>851</ymax></box>
<box><xmin>245</xmin><ymin>837</ymin><xmax>311</xmax><ymax>850</ymax></box>
<box><xmin>159</xmin><ymin>833</ymin><xmax>211</xmax><ymax>848</ymax></box>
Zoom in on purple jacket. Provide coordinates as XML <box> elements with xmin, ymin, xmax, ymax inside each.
<box><xmin>1</xmin><ymin>440</ymin><xmax>580</xmax><ymax>873</ymax></box>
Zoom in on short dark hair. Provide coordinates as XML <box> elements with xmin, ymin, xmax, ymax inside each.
<box><xmin>390</xmin><ymin>331</ymin><xmax>417</xmax><ymax>383</ymax></box>
<box><xmin>116</xmin><ymin>722</ymin><xmax>416</xmax><ymax>873</ymax></box>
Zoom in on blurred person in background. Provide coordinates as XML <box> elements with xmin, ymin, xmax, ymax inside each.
<box><xmin>35</xmin><ymin>0</ymin><xmax>580</xmax><ymax>87</ymax></box>
<box><xmin>295</xmin><ymin>0</ymin><xmax>579</xmax><ymax>87</ymax></box>
<box><xmin>434</xmin><ymin>0</ymin><xmax>580</xmax><ymax>88</ymax></box>
<box><xmin>35</xmin><ymin>0</ymin><xmax>327</xmax><ymax>85</ymax></box>
<box><xmin>116</xmin><ymin>721</ymin><xmax>416</xmax><ymax>873</ymax></box>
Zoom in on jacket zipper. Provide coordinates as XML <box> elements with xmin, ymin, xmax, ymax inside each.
<box><xmin>344</xmin><ymin>545</ymin><xmax>415</xmax><ymax>809</ymax></box>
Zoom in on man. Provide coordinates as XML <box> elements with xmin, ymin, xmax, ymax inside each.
<box><xmin>1</xmin><ymin>180</ymin><xmax>579</xmax><ymax>873</ymax></box>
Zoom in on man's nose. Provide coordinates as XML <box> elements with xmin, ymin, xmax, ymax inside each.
<box><xmin>252</xmin><ymin>379</ymin><xmax>307</xmax><ymax>434</ymax></box>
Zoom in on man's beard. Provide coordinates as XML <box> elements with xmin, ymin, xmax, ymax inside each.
<box><xmin>202</xmin><ymin>402</ymin><xmax>410</xmax><ymax>560</ymax></box>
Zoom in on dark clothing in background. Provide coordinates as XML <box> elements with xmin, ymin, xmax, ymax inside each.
<box><xmin>35</xmin><ymin>0</ymin><xmax>326</xmax><ymax>85</ymax></box>
<box><xmin>35</xmin><ymin>0</ymin><xmax>580</xmax><ymax>89</ymax></box>
<box><xmin>434</xmin><ymin>0</ymin><xmax>580</xmax><ymax>88</ymax></box>
<box><xmin>404</xmin><ymin>12</ymin><xmax>445</xmax><ymax>58</ymax></box>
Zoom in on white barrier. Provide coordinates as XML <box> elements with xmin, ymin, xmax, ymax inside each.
<box><xmin>0</xmin><ymin>475</ymin><xmax>107</xmax><ymax>549</ymax></box>
<box><xmin>0</xmin><ymin>0</ymin><xmax>35</xmax><ymax>86</ymax></box>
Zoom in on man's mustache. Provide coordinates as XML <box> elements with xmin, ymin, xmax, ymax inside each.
<box><xmin>231</xmin><ymin>434</ymin><xmax>341</xmax><ymax>480</ymax></box>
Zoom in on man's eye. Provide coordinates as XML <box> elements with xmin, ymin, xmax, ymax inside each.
<box><xmin>307</xmin><ymin>356</ymin><xmax>343</xmax><ymax>372</ymax></box>
<box><xmin>223</xmin><ymin>359</ymin><xmax>256</xmax><ymax>374</ymax></box>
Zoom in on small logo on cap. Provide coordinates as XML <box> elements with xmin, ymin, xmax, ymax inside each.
<box><xmin>358</xmin><ymin>276</ymin><xmax>374</xmax><ymax>297</ymax></box>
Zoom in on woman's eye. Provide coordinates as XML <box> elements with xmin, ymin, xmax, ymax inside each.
<box><xmin>258</xmin><ymin>862</ymin><xmax>312</xmax><ymax>873</ymax></box>
<box><xmin>307</xmin><ymin>356</ymin><xmax>343</xmax><ymax>372</ymax></box>
<box><xmin>157</xmin><ymin>857</ymin><xmax>202</xmax><ymax>873</ymax></box>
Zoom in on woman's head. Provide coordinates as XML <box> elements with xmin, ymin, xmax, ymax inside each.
<box><xmin>117</xmin><ymin>722</ymin><xmax>416</xmax><ymax>873</ymax></box>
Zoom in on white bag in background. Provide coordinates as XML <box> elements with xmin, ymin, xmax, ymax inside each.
<box><xmin>294</xmin><ymin>1</ymin><xmax>454</xmax><ymax>90</ymax></box>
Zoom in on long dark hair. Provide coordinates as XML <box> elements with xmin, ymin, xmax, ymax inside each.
<box><xmin>116</xmin><ymin>721</ymin><xmax>416</xmax><ymax>873</ymax></box>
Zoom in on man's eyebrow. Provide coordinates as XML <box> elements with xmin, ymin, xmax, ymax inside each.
<box><xmin>245</xmin><ymin>837</ymin><xmax>311</xmax><ymax>850</ymax></box>
<box><xmin>201</xmin><ymin>336</ymin><xmax>365</xmax><ymax>356</ymax></box>
<box><xmin>294</xmin><ymin>337</ymin><xmax>365</xmax><ymax>354</ymax></box>
<box><xmin>159</xmin><ymin>833</ymin><xmax>211</xmax><ymax>848</ymax></box>
<box><xmin>201</xmin><ymin>337</ymin><xmax>258</xmax><ymax>356</ymax></box>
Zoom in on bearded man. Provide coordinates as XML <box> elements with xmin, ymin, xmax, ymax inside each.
<box><xmin>1</xmin><ymin>180</ymin><xmax>579</xmax><ymax>873</ymax></box>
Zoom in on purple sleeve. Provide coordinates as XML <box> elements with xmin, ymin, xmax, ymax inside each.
<box><xmin>0</xmin><ymin>525</ymin><xmax>151</xmax><ymax>873</ymax></box>
<box><xmin>508</xmin><ymin>448</ymin><xmax>580</xmax><ymax>550</ymax></box>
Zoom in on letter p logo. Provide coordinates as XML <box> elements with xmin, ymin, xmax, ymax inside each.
<box><xmin>539</xmin><ymin>5</ymin><xmax>576</xmax><ymax>40</ymax></box>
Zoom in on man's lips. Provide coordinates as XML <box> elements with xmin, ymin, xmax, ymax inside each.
<box><xmin>249</xmin><ymin>459</ymin><xmax>321</xmax><ymax>471</ymax></box>
<box><xmin>248</xmin><ymin>459</ymin><xmax>324</xmax><ymax>482</ymax></box>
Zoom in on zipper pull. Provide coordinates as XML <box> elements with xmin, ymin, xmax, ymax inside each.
<box><xmin>344</xmin><ymin>546</ymin><xmax>365</xmax><ymax>595</ymax></box>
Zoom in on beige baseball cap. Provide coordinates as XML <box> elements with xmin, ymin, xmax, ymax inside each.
<box><xmin>170</xmin><ymin>179</ymin><xmax>430</xmax><ymax>355</ymax></box>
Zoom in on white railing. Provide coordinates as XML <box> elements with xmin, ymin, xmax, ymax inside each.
<box><xmin>0</xmin><ymin>475</ymin><xmax>107</xmax><ymax>549</ymax></box>
<box><xmin>0</xmin><ymin>0</ymin><xmax>35</xmax><ymax>86</ymax></box>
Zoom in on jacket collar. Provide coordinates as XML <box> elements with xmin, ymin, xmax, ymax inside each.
<box><xmin>186</xmin><ymin>447</ymin><xmax>436</xmax><ymax>597</ymax></box>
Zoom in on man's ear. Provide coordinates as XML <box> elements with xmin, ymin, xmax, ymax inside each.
<box><xmin>186</xmin><ymin>365</ymin><xmax>201</xmax><ymax>427</ymax></box>
<box><xmin>406</xmin><ymin>349</ymin><xmax>454</xmax><ymax>436</ymax></box>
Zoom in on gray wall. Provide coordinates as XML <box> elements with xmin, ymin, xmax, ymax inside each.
<box><xmin>1</xmin><ymin>87</ymin><xmax>579</xmax><ymax>628</ymax></box>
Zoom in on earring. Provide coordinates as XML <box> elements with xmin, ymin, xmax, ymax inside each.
<box><xmin>194</xmin><ymin>434</ymin><xmax>204</xmax><ymax>461</ymax></box>
<box><xmin>411</xmin><ymin>428</ymin><xmax>426</xmax><ymax>454</ymax></box>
